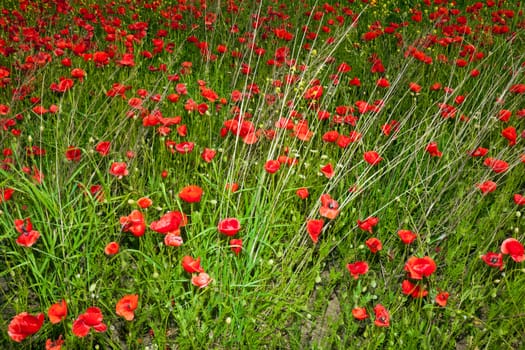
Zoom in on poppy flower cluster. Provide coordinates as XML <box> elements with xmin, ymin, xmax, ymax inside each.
<box><xmin>482</xmin><ymin>238</ymin><xmax>525</xmax><ymax>270</ymax></box>
<box><xmin>352</xmin><ymin>304</ymin><xmax>390</xmax><ymax>327</ymax></box>
<box><xmin>401</xmin><ymin>256</ymin><xmax>441</xmax><ymax>301</ymax></box>
<box><xmin>9</xmin><ymin>296</ymin><xmax>139</xmax><ymax>344</ymax></box>
<box><xmin>181</xmin><ymin>256</ymin><xmax>212</xmax><ymax>288</ymax></box>
<box><xmin>120</xmin><ymin>210</ymin><xmax>146</xmax><ymax>237</ymax></box>
<box><xmin>150</xmin><ymin>211</ymin><xmax>187</xmax><ymax>247</ymax></box>
<box><xmin>72</xmin><ymin>307</ymin><xmax>107</xmax><ymax>337</ymax></box>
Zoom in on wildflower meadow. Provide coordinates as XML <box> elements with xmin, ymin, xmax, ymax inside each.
<box><xmin>1</xmin><ymin>0</ymin><xmax>524</xmax><ymax>348</ymax></box>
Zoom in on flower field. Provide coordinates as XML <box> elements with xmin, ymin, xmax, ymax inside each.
<box><xmin>0</xmin><ymin>0</ymin><xmax>524</xmax><ymax>348</ymax></box>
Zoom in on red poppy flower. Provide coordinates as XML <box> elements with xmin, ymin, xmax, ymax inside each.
<box><xmin>363</xmin><ymin>151</ymin><xmax>382</xmax><ymax>165</ymax></box>
<box><xmin>95</xmin><ymin>141</ymin><xmax>111</xmax><ymax>156</ymax></box>
<box><xmin>65</xmin><ymin>146</ymin><xmax>82</xmax><ymax>162</ymax></box>
<box><xmin>376</xmin><ymin>77</ymin><xmax>390</xmax><ymax>88</ymax></box>
<box><xmin>0</xmin><ymin>187</ymin><xmax>15</xmax><ymax>203</ymax></box>
<box><xmin>435</xmin><ymin>292</ymin><xmax>449</xmax><ymax>307</ymax></box>
<box><xmin>469</xmin><ymin>147</ymin><xmax>489</xmax><ymax>157</ymax></box>
<box><xmin>164</xmin><ymin>231</ymin><xmax>183</xmax><ymax>246</ymax></box>
<box><xmin>50</xmin><ymin>77</ymin><xmax>74</xmax><ymax>93</ymax></box>
<box><xmin>120</xmin><ymin>210</ymin><xmax>146</xmax><ymax>237</ymax></box>
<box><xmin>72</xmin><ymin>307</ymin><xmax>107</xmax><ymax>337</ymax></box>
<box><xmin>296</xmin><ymin>187</ymin><xmax>309</xmax><ymax>199</ymax></box>
<box><xmin>200</xmin><ymin>87</ymin><xmax>219</xmax><ymax>102</ymax></box>
<box><xmin>175</xmin><ymin>141</ymin><xmax>195</xmax><ymax>154</ymax></box>
<box><xmin>292</xmin><ymin>122</ymin><xmax>313</xmax><ymax>141</ymax></box>
<box><xmin>197</xmin><ymin>103</ymin><xmax>209</xmax><ymax>115</ymax></box>
<box><xmin>346</xmin><ymin>261</ymin><xmax>369</xmax><ymax>280</ymax></box>
<box><xmin>8</xmin><ymin>312</ymin><xmax>45</xmax><ymax>342</ymax></box>
<box><xmin>218</xmin><ymin>218</ymin><xmax>241</xmax><ymax>236</ymax></box>
<box><xmin>128</xmin><ymin>97</ymin><xmax>143</xmax><ymax>108</ymax></box>
<box><xmin>179</xmin><ymin>185</ymin><xmax>203</xmax><ymax>203</ymax></box>
<box><xmin>182</xmin><ymin>256</ymin><xmax>204</xmax><ymax>273</ymax></box>
<box><xmin>15</xmin><ymin>218</ymin><xmax>32</xmax><ymax>233</ymax></box>
<box><xmin>30</xmin><ymin>166</ymin><xmax>44</xmax><ymax>182</ymax></box>
<box><xmin>398</xmin><ymin>230</ymin><xmax>417</xmax><ymax>244</ymax></box>
<box><xmin>109</xmin><ymin>162</ymin><xmax>128</xmax><ymax>178</ymax></box>
<box><xmin>116</xmin><ymin>294</ymin><xmax>139</xmax><ymax>321</ymax></box>
<box><xmin>230</xmin><ymin>239</ymin><xmax>243</xmax><ymax>255</ymax></box>
<box><xmin>322</xmin><ymin>130</ymin><xmax>339</xmax><ymax>142</ymax></box>
<box><xmin>242</xmin><ymin>131</ymin><xmax>259</xmax><ymax>145</ymax></box>
<box><xmin>401</xmin><ymin>279</ymin><xmax>428</xmax><ymax>298</ymax></box>
<box><xmin>225</xmin><ymin>183</ymin><xmax>239</xmax><ymax>192</ymax></box>
<box><xmin>364</xmin><ymin>30</ymin><xmax>382</xmax><ymax>41</ymax></box>
<box><xmin>352</xmin><ymin>307</ymin><xmax>368</xmax><ymax>320</ymax></box>
<box><xmin>349</xmin><ymin>77</ymin><xmax>361</xmax><ymax>86</ymax></box>
<box><xmin>48</xmin><ymin>300</ymin><xmax>67</xmax><ymax>324</ymax></box>
<box><xmin>27</xmin><ymin>145</ymin><xmax>47</xmax><ymax>157</ymax></box>
<box><xmin>477</xmin><ymin>180</ymin><xmax>497</xmax><ymax>194</ymax></box>
<box><xmin>501</xmin><ymin>126</ymin><xmax>517</xmax><ymax>146</ymax></box>
<box><xmin>16</xmin><ymin>230</ymin><xmax>40</xmax><ymax>247</ymax></box>
<box><xmin>167</xmin><ymin>93</ymin><xmax>180</xmax><ymax>103</ymax></box>
<box><xmin>409</xmin><ymin>82</ymin><xmax>421</xmax><ymax>93</ymax></box>
<box><xmin>46</xmin><ymin>335</ymin><xmax>64</xmax><ymax>350</ymax></box>
<box><xmin>481</xmin><ymin>252</ymin><xmax>504</xmax><ymax>270</ymax></box>
<box><xmin>71</xmin><ymin>68</ymin><xmax>86</xmax><ymax>81</ymax></box>
<box><xmin>513</xmin><ymin>194</ymin><xmax>525</xmax><ymax>206</ymax></box>
<box><xmin>264</xmin><ymin>160</ymin><xmax>281</xmax><ymax>174</ymax></box>
<box><xmin>501</xmin><ymin>238</ymin><xmax>525</xmax><ymax>262</ymax></box>
<box><xmin>136</xmin><ymin>197</ymin><xmax>153</xmax><ymax>209</ymax></box>
<box><xmin>319</xmin><ymin>194</ymin><xmax>339</xmax><ymax>219</ymax></box>
<box><xmin>337</xmin><ymin>62</ymin><xmax>352</xmax><ymax>73</ymax></box>
<box><xmin>498</xmin><ymin>109</ymin><xmax>512</xmax><ymax>122</ymax></box>
<box><xmin>93</xmin><ymin>51</ymin><xmax>110</xmax><ymax>66</ymax></box>
<box><xmin>150</xmin><ymin>211</ymin><xmax>186</xmax><ymax>234</ymax></box>
<box><xmin>510</xmin><ymin>84</ymin><xmax>525</xmax><ymax>94</ymax></box>
<box><xmin>404</xmin><ymin>256</ymin><xmax>436</xmax><ymax>279</ymax></box>
<box><xmin>366</xmin><ymin>237</ymin><xmax>382</xmax><ymax>253</ymax></box>
<box><xmin>332</xmin><ymin>134</ymin><xmax>349</xmax><ymax>148</ymax></box>
<box><xmin>14</xmin><ymin>218</ymin><xmax>40</xmax><ymax>247</ymax></box>
<box><xmin>104</xmin><ymin>242</ymin><xmax>119</xmax><ymax>255</ymax></box>
<box><xmin>426</xmin><ymin>142</ymin><xmax>442</xmax><ymax>157</ymax></box>
<box><xmin>484</xmin><ymin>158</ymin><xmax>509</xmax><ymax>173</ymax></box>
<box><xmin>373</xmin><ymin>304</ymin><xmax>390</xmax><ymax>327</ymax></box>
<box><xmin>191</xmin><ymin>272</ymin><xmax>212</xmax><ymax>288</ymax></box>
<box><xmin>321</xmin><ymin>163</ymin><xmax>334</xmax><ymax>178</ymax></box>
<box><xmin>306</xmin><ymin>219</ymin><xmax>324</xmax><ymax>244</ymax></box>
<box><xmin>304</xmin><ymin>85</ymin><xmax>323</xmax><ymax>100</ymax></box>
<box><xmin>201</xmin><ymin>148</ymin><xmax>217</xmax><ymax>163</ymax></box>
<box><xmin>274</xmin><ymin>28</ymin><xmax>294</xmax><ymax>41</ymax></box>
<box><xmin>357</xmin><ymin>216</ymin><xmax>379</xmax><ymax>233</ymax></box>
<box><xmin>175</xmin><ymin>83</ymin><xmax>187</xmax><ymax>95</ymax></box>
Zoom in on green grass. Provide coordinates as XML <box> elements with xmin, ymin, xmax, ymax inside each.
<box><xmin>1</xmin><ymin>0</ymin><xmax>524</xmax><ymax>348</ymax></box>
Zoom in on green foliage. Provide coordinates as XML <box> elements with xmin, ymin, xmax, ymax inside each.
<box><xmin>0</xmin><ymin>0</ymin><xmax>524</xmax><ymax>348</ymax></box>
